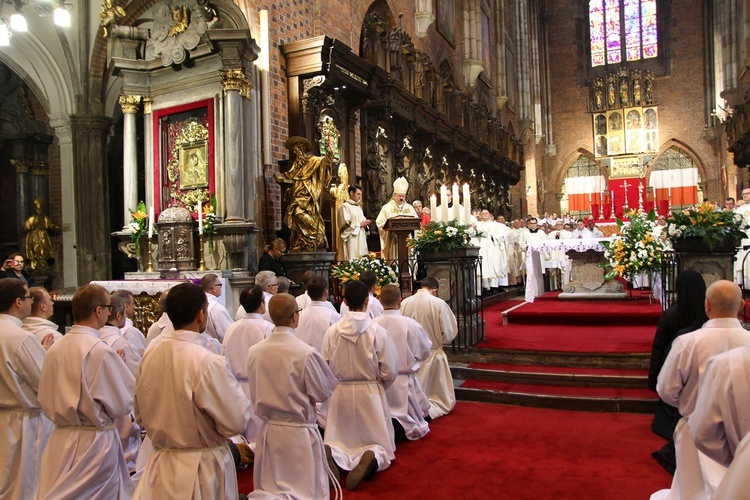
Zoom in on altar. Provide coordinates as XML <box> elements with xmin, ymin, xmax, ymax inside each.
<box><xmin>525</xmin><ymin>238</ymin><xmax>626</xmax><ymax>302</ymax></box>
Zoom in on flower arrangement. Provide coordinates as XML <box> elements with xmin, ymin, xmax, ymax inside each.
<box><xmin>202</xmin><ymin>194</ymin><xmax>219</xmax><ymax>252</ymax></box>
<box><xmin>331</xmin><ymin>253</ymin><xmax>399</xmax><ymax>294</ymax></box>
<box><xmin>406</xmin><ymin>220</ymin><xmax>481</xmax><ymax>253</ymax></box>
<box><xmin>128</xmin><ymin>200</ymin><xmax>148</xmax><ymax>256</ymax></box>
<box><xmin>602</xmin><ymin>209</ymin><xmax>668</xmax><ymax>280</ymax></box>
<box><xmin>667</xmin><ymin>201</ymin><xmax>747</xmax><ymax>251</ymax></box>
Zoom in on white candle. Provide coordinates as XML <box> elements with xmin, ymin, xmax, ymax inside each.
<box><xmin>452</xmin><ymin>183</ymin><xmax>460</xmax><ymax>221</ymax></box>
<box><xmin>430</xmin><ymin>193</ymin><xmax>437</xmax><ymax>222</ymax></box>
<box><xmin>463</xmin><ymin>183</ymin><xmax>471</xmax><ymax>224</ymax></box>
<box><xmin>588</xmin><ymin>192</ymin><xmax>592</xmax><ymax>203</ymax></box>
<box><xmin>148</xmin><ymin>205</ymin><xmax>154</xmax><ymax>238</ymax></box>
<box><xmin>440</xmin><ymin>185</ymin><xmax>448</xmax><ymax>222</ymax></box>
<box><xmin>668</xmin><ymin>186</ymin><xmax>672</xmax><ymax>198</ymax></box>
<box><xmin>197</xmin><ymin>200</ymin><xmax>203</xmax><ymax>234</ymax></box>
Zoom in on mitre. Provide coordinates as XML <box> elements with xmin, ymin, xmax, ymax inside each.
<box><xmin>393</xmin><ymin>176</ymin><xmax>409</xmax><ymax>194</ymax></box>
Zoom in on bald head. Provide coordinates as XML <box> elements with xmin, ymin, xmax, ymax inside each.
<box><xmin>705</xmin><ymin>280</ymin><xmax>744</xmax><ymax>319</ymax></box>
<box><xmin>268</xmin><ymin>293</ymin><xmax>299</xmax><ymax>327</ymax></box>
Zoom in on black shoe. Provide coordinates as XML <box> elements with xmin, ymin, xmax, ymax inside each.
<box><xmin>346</xmin><ymin>450</ymin><xmax>377</xmax><ymax>491</ymax></box>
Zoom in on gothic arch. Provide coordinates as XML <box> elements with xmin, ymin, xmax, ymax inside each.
<box><xmin>553</xmin><ymin>148</ymin><xmax>603</xmax><ymax>194</ymax></box>
<box><xmin>650</xmin><ymin>138</ymin><xmax>707</xmax><ymax>183</ymax></box>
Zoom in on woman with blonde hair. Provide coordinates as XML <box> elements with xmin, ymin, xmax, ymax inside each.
<box><xmin>258</xmin><ymin>238</ymin><xmax>287</xmax><ymax>277</ymax></box>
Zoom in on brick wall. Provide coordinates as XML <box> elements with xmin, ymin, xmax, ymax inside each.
<box><xmin>544</xmin><ymin>0</ymin><xmax>721</xmax><ymax>212</ymax></box>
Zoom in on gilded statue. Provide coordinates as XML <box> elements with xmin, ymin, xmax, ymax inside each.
<box><xmin>619</xmin><ymin>75</ymin><xmax>629</xmax><ymax>107</ymax></box>
<box><xmin>23</xmin><ymin>198</ymin><xmax>58</xmax><ymax>275</ymax></box>
<box><xmin>168</xmin><ymin>5</ymin><xmax>189</xmax><ymax>37</ymax></box>
<box><xmin>593</xmin><ymin>78</ymin><xmax>604</xmax><ymax>110</ymax></box>
<box><xmin>281</xmin><ymin>136</ymin><xmax>335</xmax><ymax>252</ymax></box>
<box><xmin>607</xmin><ymin>78</ymin><xmax>616</xmax><ymax>108</ymax></box>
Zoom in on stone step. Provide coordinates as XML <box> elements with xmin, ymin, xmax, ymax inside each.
<box><xmin>448</xmin><ymin>347</ymin><xmax>650</xmax><ymax>370</ymax></box>
<box><xmin>451</xmin><ymin>362</ymin><xmax>648</xmax><ymax>388</ymax></box>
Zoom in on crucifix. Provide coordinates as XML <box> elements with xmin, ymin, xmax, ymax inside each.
<box><xmin>621</xmin><ymin>179</ymin><xmax>631</xmax><ymax>215</ymax></box>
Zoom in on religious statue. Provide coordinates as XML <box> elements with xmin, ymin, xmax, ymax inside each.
<box><xmin>593</xmin><ymin>78</ymin><xmax>605</xmax><ymax>110</ymax></box>
<box><xmin>644</xmin><ymin>71</ymin><xmax>654</xmax><ymax>104</ymax></box>
<box><xmin>632</xmin><ymin>70</ymin><xmax>642</xmax><ymax>105</ymax></box>
<box><xmin>619</xmin><ymin>73</ymin><xmax>629</xmax><ymax>107</ymax></box>
<box><xmin>23</xmin><ymin>198</ymin><xmax>58</xmax><ymax>275</ymax></box>
<box><xmin>281</xmin><ymin>135</ymin><xmax>335</xmax><ymax>252</ymax></box>
<box><xmin>607</xmin><ymin>76</ymin><xmax>616</xmax><ymax>108</ymax></box>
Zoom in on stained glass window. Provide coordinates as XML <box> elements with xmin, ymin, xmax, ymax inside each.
<box><xmin>590</xmin><ymin>0</ymin><xmax>658</xmax><ymax>67</ymax></box>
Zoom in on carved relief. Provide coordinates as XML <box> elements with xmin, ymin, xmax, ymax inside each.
<box><xmin>148</xmin><ymin>0</ymin><xmax>214</xmax><ymax>66</ymax></box>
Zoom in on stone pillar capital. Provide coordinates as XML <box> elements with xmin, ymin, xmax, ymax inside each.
<box><xmin>143</xmin><ymin>96</ymin><xmax>153</xmax><ymax>115</ymax></box>
<box><xmin>119</xmin><ymin>95</ymin><xmax>142</xmax><ymax>114</ymax></box>
<box><xmin>220</xmin><ymin>69</ymin><xmax>253</xmax><ymax>99</ymax></box>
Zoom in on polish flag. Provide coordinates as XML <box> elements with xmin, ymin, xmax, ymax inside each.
<box><xmin>649</xmin><ymin>168</ymin><xmax>699</xmax><ymax>206</ymax></box>
<box><xmin>565</xmin><ymin>175</ymin><xmax>607</xmax><ymax>212</ymax></box>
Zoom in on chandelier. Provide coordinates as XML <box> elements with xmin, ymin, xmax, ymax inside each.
<box><xmin>0</xmin><ymin>0</ymin><xmax>73</xmax><ymax>46</ymax></box>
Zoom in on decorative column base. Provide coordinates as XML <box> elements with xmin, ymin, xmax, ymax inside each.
<box><xmin>415</xmin><ymin>11</ymin><xmax>435</xmax><ymax>38</ymax></box>
<box><xmin>281</xmin><ymin>252</ymin><xmax>337</xmax><ymax>297</ymax></box>
<box><xmin>216</xmin><ymin>222</ymin><xmax>259</xmax><ymax>274</ymax></box>
<box><xmin>420</xmin><ymin>246</ymin><xmax>483</xmax><ymax>350</ymax></box>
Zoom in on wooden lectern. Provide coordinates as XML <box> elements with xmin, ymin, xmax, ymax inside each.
<box><xmin>383</xmin><ymin>216</ymin><xmax>422</xmax><ymax>295</ymax></box>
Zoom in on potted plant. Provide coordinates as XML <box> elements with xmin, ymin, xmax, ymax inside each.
<box><xmin>667</xmin><ymin>201</ymin><xmax>747</xmax><ymax>252</ymax></box>
<box><xmin>406</xmin><ymin>220</ymin><xmax>482</xmax><ymax>257</ymax></box>
<box><xmin>602</xmin><ymin>209</ymin><xmax>667</xmax><ymax>281</ymax></box>
<box><xmin>331</xmin><ymin>253</ymin><xmax>399</xmax><ymax>296</ymax></box>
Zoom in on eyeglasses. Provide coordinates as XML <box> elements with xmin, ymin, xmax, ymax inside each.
<box><xmin>96</xmin><ymin>304</ymin><xmax>115</xmax><ymax>312</ymax></box>
<box><xmin>213</xmin><ymin>283</ymin><xmax>223</xmax><ymax>288</ymax></box>
<box><xmin>19</xmin><ymin>295</ymin><xmax>34</xmax><ymax>302</ymax></box>
<box><xmin>288</xmin><ymin>308</ymin><xmax>302</xmax><ymax>318</ymax></box>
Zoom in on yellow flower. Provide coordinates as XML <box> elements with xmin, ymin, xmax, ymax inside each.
<box><xmin>132</xmin><ymin>211</ymin><xmax>147</xmax><ymax>220</ymax></box>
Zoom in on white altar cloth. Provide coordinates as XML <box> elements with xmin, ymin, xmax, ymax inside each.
<box><xmin>525</xmin><ymin>238</ymin><xmax>611</xmax><ymax>303</ymax></box>
<box><xmin>92</xmin><ymin>279</ymin><xmax>229</xmax><ymax>309</ymax></box>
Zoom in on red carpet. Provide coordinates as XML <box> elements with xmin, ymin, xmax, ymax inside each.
<box><xmin>467</xmin><ymin>362</ymin><xmax>648</xmax><ymax>376</ymax></box>
<box><xmin>477</xmin><ymin>293</ymin><xmax>659</xmax><ymax>353</ymax></box>
<box><xmin>504</xmin><ymin>292</ymin><xmax>662</xmax><ymax>326</ymax></box>
<box><xmin>238</xmin><ymin>401</ymin><xmax>671</xmax><ymax>498</ymax></box>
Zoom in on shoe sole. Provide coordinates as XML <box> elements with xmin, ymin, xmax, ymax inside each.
<box><xmin>346</xmin><ymin>450</ymin><xmax>377</xmax><ymax>491</ymax></box>
<box><xmin>325</xmin><ymin>444</ymin><xmax>340</xmax><ymax>482</ymax></box>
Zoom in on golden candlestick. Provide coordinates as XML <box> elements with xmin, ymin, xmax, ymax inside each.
<box><xmin>145</xmin><ymin>235</ymin><xmax>155</xmax><ymax>273</ymax></box>
<box><xmin>197</xmin><ymin>233</ymin><xmax>207</xmax><ymax>271</ymax></box>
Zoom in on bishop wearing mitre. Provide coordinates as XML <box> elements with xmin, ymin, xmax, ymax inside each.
<box><xmin>376</xmin><ymin>177</ymin><xmax>417</xmax><ymax>261</ymax></box>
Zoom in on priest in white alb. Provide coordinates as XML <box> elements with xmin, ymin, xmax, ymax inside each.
<box><xmin>134</xmin><ymin>282</ymin><xmax>250</xmax><ymax>499</ymax></box>
<box><xmin>400</xmin><ymin>277</ymin><xmax>458</xmax><ymax>419</ymax></box>
<box><xmin>37</xmin><ymin>284</ymin><xmax>135</xmax><ymax>499</ymax></box>
<box><xmin>338</xmin><ymin>184</ymin><xmax>371</xmax><ymax>261</ymax></box>
<box><xmin>0</xmin><ymin>278</ymin><xmax>53</xmax><ymax>499</ymax></box>
<box><xmin>376</xmin><ymin>176</ymin><xmax>417</xmax><ymax>262</ymax></box>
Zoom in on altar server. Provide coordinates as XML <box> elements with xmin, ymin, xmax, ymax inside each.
<box><xmin>222</xmin><ymin>285</ymin><xmax>273</xmax><ymax>447</ymax></box>
<box><xmin>323</xmin><ymin>280</ymin><xmax>399</xmax><ymax>490</ymax></box>
<box><xmin>134</xmin><ymin>282</ymin><xmax>250</xmax><ymax>499</ymax></box>
<box><xmin>338</xmin><ymin>184</ymin><xmax>371</xmax><ymax>260</ymax></box>
<box><xmin>400</xmin><ymin>276</ymin><xmax>458</xmax><ymax>419</ymax></box>
<box><xmin>113</xmin><ymin>289</ymin><xmax>148</xmax><ymax>356</ymax></box>
<box><xmin>202</xmin><ymin>273</ymin><xmax>233</xmax><ymax>342</ymax></box>
<box><xmin>296</xmin><ymin>276</ymin><xmax>340</xmax><ymax>352</ymax></box>
<box><xmin>655</xmin><ymin>280</ymin><xmax>750</xmax><ymax>499</ymax></box>
<box><xmin>247</xmin><ymin>293</ymin><xmax>338</xmax><ymax>498</ymax></box>
<box><xmin>146</xmin><ymin>289</ymin><xmax>172</xmax><ymax>344</ymax></box>
<box><xmin>0</xmin><ymin>278</ymin><xmax>53</xmax><ymax>499</ymax></box>
<box><xmin>373</xmin><ymin>284</ymin><xmax>432</xmax><ymax>441</ymax></box>
<box><xmin>339</xmin><ymin>270</ymin><xmax>383</xmax><ymax>319</ymax></box>
<box><xmin>38</xmin><ymin>284</ymin><xmax>135</xmax><ymax>499</ymax></box>
<box><xmin>22</xmin><ymin>286</ymin><xmax>62</xmax><ymax>347</ymax></box>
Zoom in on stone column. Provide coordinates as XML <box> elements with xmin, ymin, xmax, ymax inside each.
<box><xmin>220</xmin><ymin>69</ymin><xmax>252</xmax><ymax>223</ymax></box>
<box><xmin>50</xmin><ymin>115</ymin><xmax>78</xmax><ymax>287</ymax></box>
<box><xmin>119</xmin><ymin>95</ymin><xmax>141</xmax><ymax>229</ymax></box>
<box><xmin>70</xmin><ymin>114</ymin><xmax>113</xmax><ymax>284</ymax></box>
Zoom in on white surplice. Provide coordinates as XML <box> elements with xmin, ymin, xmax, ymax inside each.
<box><xmin>373</xmin><ymin>310</ymin><xmax>432</xmax><ymax>440</ymax></box>
<box><xmin>145</xmin><ymin>313</ymin><xmax>172</xmax><ymax>345</ymax></box>
<box><xmin>400</xmin><ymin>289</ymin><xmax>458</xmax><ymax>419</ymax></box>
<box><xmin>21</xmin><ymin>316</ymin><xmax>63</xmax><ymax>343</ymax></box>
<box><xmin>247</xmin><ymin>327</ymin><xmax>338</xmax><ymax>499</ymax></box>
<box><xmin>0</xmin><ymin>314</ymin><xmax>53</xmax><ymax>499</ymax></box>
<box><xmin>375</xmin><ymin>200</ymin><xmax>417</xmax><ymax>262</ymax></box>
<box><xmin>296</xmin><ymin>292</ymin><xmax>338</xmax><ymax>313</ymax></box>
<box><xmin>340</xmin><ymin>293</ymin><xmax>383</xmax><ymax>319</ymax></box>
<box><xmin>322</xmin><ymin>312</ymin><xmax>399</xmax><ymax>471</ymax></box>
<box><xmin>296</xmin><ymin>301</ymin><xmax>341</xmax><ymax>352</ymax></box>
<box><xmin>713</xmin><ymin>432</ymin><xmax>750</xmax><ymax>498</ymax></box>
<box><xmin>657</xmin><ymin>318</ymin><xmax>750</xmax><ymax>499</ymax></box>
<box><xmin>121</xmin><ymin>318</ymin><xmax>147</xmax><ymax>357</ymax></box>
<box><xmin>134</xmin><ymin>329</ymin><xmax>250</xmax><ymax>500</ymax></box>
<box><xmin>38</xmin><ymin>325</ymin><xmax>135</xmax><ymax>499</ymax></box>
<box><xmin>206</xmin><ymin>293</ymin><xmax>233</xmax><ymax>343</ymax></box>
<box><xmin>222</xmin><ymin>313</ymin><xmax>274</xmax><ymax>446</ymax></box>
<box><xmin>100</xmin><ymin>324</ymin><xmax>142</xmax><ymax>472</ymax></box>
<box><xmin>338</xmin><ymin>199</ymin><xmax>369</xmax><ymax>261</ymax></box>
<box><xmin>689</xmin><ymin>346</ymin><xmax>750</xmax><ymax>468</ymax></box>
